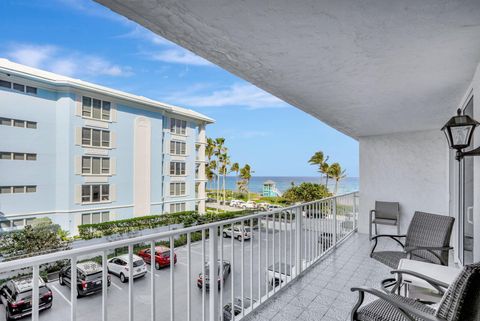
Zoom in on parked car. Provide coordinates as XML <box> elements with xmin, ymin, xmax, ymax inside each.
<box><xmin>0</xmin><ymin>277</ymin><xmax>52</xmax><ymax>321</ymax></box>
<box><xmin>267</xmin><ymin>261</ymin><xmax>306</xmax><ymax>287</ymax></box>
<box><xmin>59</xmin><ymin>261</ymin><xmax>111</xmax><ymax>297</ymax></box>
<box><xmin>222</xmin><ymin>225</ymin><xmax>252</xmax><ymax>240</ymax></box>
<box><xmin>242</xmin><ymin>201</ymin><xmax>257</xmax><ymax>210</ymax></box>
<box><xmin>229</xmin><ymin>200</ymin><xmax>242</xmax><ymax>207</ymax></box>
<box><xmin>267</xmin><ymin>204</ymin><xmax>283</xmax><ymax>211</ymax></box>
<box><xmin>222</xmin><ymin>297</ymin><xmax>256</xmax><ymax>321</ymax></box>
<box><xmin>137</xmin><ymin>246</ymin><xmax>177</xmax><ymax>270</ymax></box>
<box><xmin>206</xmin><ymin>198</ymin><xmax>216</xmax><ymax>203</ymax></box>
<box><xmin>197</xmin><ymin>260</ymin><xmax>231</xmax><ymax>290</ymax></box>
<box><xmin>257</xmin><ymin>202</ymin><xmax>271</xmax><ymax>211</ymax></box>
<box><xmin>107</xmin><ymin>254</ymin><xmax>147</xmax><ymax>283</ymax></box>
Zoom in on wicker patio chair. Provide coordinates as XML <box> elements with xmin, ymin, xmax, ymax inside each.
<box><xmin>350</xmin><ymin>262</ymin><xmax>480</xmax><ymax>321</ymax></box>
<box><xmin>370</xmin><ymin>211</ymin><xmax>454</xmax><ymax>269</ymax></box>
<box><xmin>369</xmin><ymin>201</ymin><xmax>400</xmax><ymax>240</ymax></box>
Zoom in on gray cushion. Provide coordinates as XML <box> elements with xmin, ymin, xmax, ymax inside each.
<box><xmin>372</xmin><ymin>218</ymin><xmax>397</xmax><ymax>225</ymax></box>
<box><xmin>374</xmin><ymin>201</ymin><xmax>399</xmax><ymax>220</ymax></box>
<box><xmin>357</xmin><ymin>294</ymin><xmax>436</xmax><ymax>321</ymax></box>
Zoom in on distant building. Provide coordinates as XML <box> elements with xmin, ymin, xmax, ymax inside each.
<box><xmin>0</xmin><ymin>59</ymin><xmax>213</xmax><ymax>235</ymax></box>
<box><xmin>262</xmin><ymin>180</ymin><xmax>282</xmax><ymax>197</ymax></box>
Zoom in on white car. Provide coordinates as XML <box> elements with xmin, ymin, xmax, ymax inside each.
<box><xmin>223</xmin><ymin>226</ymin><xmax>252</xmax><ymax>240</ymax></box>
<box><xmin>267</xmin><ymin>204</ymin><xmax>283</xmax><ymax>211</ymax></box>
<box><xmin>267</xmin><ymin>261</ymin><xmax>306</xmax><ymax>287</ymax></box>
<box><xmin>107</xmin><ymin>254</ymin><xmax>147</xmax><ymax>283</ymax></box>
<box><xmin>242</xmin><ymin>201</ymin><xmax>257</xmax><ymax>209</ymax></box>
<box><xmin>257</xmin><ymin>202</ymin><xmax>270</xmax><ymax>211</ymax></box>
<box><xmin>234</xmin><ymin>200</ymin><xmax>246</xmax><ymax>208</ymax></box>
<box><xmin>229</xmin><ymin>200</ymin><xmax>242</xmax><ymax>207</ymax></box>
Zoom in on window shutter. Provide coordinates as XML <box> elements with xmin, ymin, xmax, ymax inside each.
<box><xmin>110</xmin><ymin>158</ymin><xmax>116</xmax><ymax>175</ymax></box>
<box><xmin>110</xmin><ymin>132</ymin><xmax>117</xmax><ymax>148</ymax></box>
<box><xmin>75</xmin><ymin>156</ymin><xmax>82</xmax><ymax>175</ymax></box>
<box><xmin>111</xmin><ymin>103</ymin><xmax>118</xmax><ymax>122</ymax></box>
<box><xmin>110</xmin><ymin>184</ymin><xmax>116</xmax><ymax>202</ymax></box>
<box><xmin>75</xmin><ymin>127</ymin><xmax>82</xmax><ymax>145</ymax></box>
<box><xmin>75</xmin><ymin>95</ymin><xmax>82</xmax><ymax>116</ymax></box>
<box><xmin>75</xmin><ymin>185</ymin><xmax>82</xmax><ymax>204</ymax></box>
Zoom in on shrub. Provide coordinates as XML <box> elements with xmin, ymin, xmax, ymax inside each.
<box><xmin>283</xmin><ymin>183</ymin><xmax>331</xmax><ymax>203</ymax></box>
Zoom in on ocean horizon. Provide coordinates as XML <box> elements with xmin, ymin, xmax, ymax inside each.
<box><xmin>207</xmin><ymin>176</ymin><xmax>359</xmax><ymax>195</ymax></box>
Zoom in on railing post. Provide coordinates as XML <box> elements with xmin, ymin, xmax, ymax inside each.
<box><xmin>353</xmin><ymin>193</ymin><xmax>358</xmax><ymax>231</ymax></box>
<box><xmin>32</xmin><ymin>264</ymin><xmax>39</xmax><ymax>321</ymax></box>
<box><xmin>295</xmin><ymin>206</ymin><xmax>303</xmax><ymax>276</ymax></box>
<box><xmin>209</xmin><ymin>226</ymin><xmax>218</xmax><ymax>321</ymax></box>
<box><xmin>333</xmin><ymin>198</ymin><xmax>337</xmax><ymax>247</ymax></box>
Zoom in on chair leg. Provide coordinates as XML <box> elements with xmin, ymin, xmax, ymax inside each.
<box><xmin>374</xmin><ymin>223</ymin><xmax>378</xmax><ymax>236</ymax></box>
<box><xmin>397</xmin><ymin>222</ymin><xmax>400</xmax><ymax>235</ymax></box>
<box><xmin>369</xmin><ymin>220</ymin><xmax>372</xmax><ymax>240</ymax></box>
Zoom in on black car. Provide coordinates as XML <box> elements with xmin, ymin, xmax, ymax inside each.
<box><xmin>0</xmin><ymin>277</ymin><xmax>52</xmax><ymax>321</ymax></box>
<box><xmin>59</xmin><ymin>261</ymin><xmax>111</xmax><ymax>297</ymax></box>
<box><xmin>197</xmin><ymin>260</ymin><xmax>231</xmax><ymax>290</ymax></box>
<box><xmin>222</xmin><ymin>297</ymin><xmax>256</xmax><ymax>321</ymax></box>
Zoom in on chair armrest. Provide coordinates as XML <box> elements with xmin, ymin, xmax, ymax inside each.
<box><xmin>390</xmin><ymin>269</ymin><xmax>449</xmax><ymax>294</ymax></box>
<box><xmin>405</xmin><ymin>246</ymin><xmax>453</xmax><ymax>265</ymax></box>
<box><xmin>350</xmin><ymin>286</ymin><xmax>445</xmax><ymax>321</ymax></box>
<box><xmin>370</xmin><ymin>235</ymin><xmax>406</xmax><ymax>256</ymax></box>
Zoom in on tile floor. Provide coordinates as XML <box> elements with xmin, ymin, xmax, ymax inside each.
<box><xmin>245</xmin><ymin>233</ymin><xmax>395</xmax><ymax>321</ymax></box>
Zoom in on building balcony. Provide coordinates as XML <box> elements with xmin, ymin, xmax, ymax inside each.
<box><xmin>0</xmin><ymin>192</ymin><xmax>362</xmax><ymax>321</ymax></box>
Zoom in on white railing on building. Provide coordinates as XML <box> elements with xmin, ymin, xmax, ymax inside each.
<box><xmin>0</xmin><ymin>192</ymin><xmax>358</xmax><ymax>321</ymax></box>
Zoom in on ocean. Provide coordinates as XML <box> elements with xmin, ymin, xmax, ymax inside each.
<box><xmin>207</xmin><ymin>176</ymin><xmax>359</xmax><ymax>195</ymax></box>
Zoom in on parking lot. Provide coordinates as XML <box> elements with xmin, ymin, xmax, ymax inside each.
<box><xmin>0</xmin><ymin>227</ymin><xmax>306</xmax><ymax>321</ymax></box>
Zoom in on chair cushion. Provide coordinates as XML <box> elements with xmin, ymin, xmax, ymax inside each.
<box><xmin>371</xmin><ymin>251</ymin><xmax>407</xmax><ymax>269</ymax></box>
<box><xmin>357</xmin><ymin>294</ymin><xmax>436</xmax><ymax>321</ymax></box>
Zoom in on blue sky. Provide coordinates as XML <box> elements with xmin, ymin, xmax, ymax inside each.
<box><xmin>0</xmin><ymin>0</ymin><xmax>359</xmax><ymax>177</ymax></box>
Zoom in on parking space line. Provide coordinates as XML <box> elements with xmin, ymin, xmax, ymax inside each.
<box><xmin>110</xmin><ymin>280</ymin><xmax>123</xmax><ymax>290</ymax></box>
<box><xmin>50</xmin><ymin>284</ymin><xmax>71</xmax><ymax>304</ymax></box>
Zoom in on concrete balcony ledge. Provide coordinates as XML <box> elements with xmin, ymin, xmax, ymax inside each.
<box><xmin>244</xmin><ymin>233</ymin><xmax>391</xmax><ymax>321</ymax></box>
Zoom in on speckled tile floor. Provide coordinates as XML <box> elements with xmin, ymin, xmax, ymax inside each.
<box><xmin>244</xmin><ymin>233</ymin><xmax>395</xmax><ymax>321</ymax></box>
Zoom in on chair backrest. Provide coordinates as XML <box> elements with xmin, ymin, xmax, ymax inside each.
<box><xmin>374</xmin><ymin>201</ymin><xmax>399</xmax><ymax>220</ymax></box>
<box><xmin>405</xmin><ymin>211</ymin><xmax>454</xmax><ymax>265</ymax></box>
<box><xmin>435</xmin><ymin>262</ymin><xmax>480</xmax><ymax>321</ymax></box>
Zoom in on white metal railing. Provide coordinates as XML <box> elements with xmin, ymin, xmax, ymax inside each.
<box><xmin>0</xmin><ymin>191</ymin><xmax>358</xmax><ymax>321</ymax></box>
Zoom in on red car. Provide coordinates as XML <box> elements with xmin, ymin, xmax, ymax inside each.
<box><xmin>137</xmin><ymin>246</ymin><xmax>177</xmax><ymax>270</ymax></box>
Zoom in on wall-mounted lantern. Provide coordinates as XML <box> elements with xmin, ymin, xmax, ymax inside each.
<box><xmin>442</xmin><ymin>109</ymin><xmax>480</xmax><ymax>160</ymax></box>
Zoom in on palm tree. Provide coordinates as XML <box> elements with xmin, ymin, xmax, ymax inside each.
<box><xmin>230</xmin><ymin>162</ymin><xmax>240</xmax><ymax>192</ymax></box>
<box><xmin>308</xmin><ymin>151</ymin><xmax>329</xmax><ymax>185</ymax></box>
<box><xmin>214</xmin><ymin>138</ymin><xmax>226</xmax><ymax>207</ymax></box>
<box><xmin>239</xmin><ymin>164</ymin><xmax>252</xmax><ymax>200</ymax></box>
<box><xmin>320</xmin><ymin>162</ymin><xmax>331</xmax><ymax>188</ymax></box>
<box><xmin>218</xmin><ymin>151</ymin><xmax>230</xmax><ymax>204</ymax></box>
<box><xmin>206</xmin><ymin>138</ymin><xmax>216</xmax><ymax>195</ymax></box>
<box><xmin>328</xmin><ymin>162</ymin><xmax>347</xmax><ymax>195</ymax></box>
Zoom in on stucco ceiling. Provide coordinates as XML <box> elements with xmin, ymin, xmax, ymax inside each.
<box><xmin>95</xmin><ymin>0</ymin><xmax>480</xmax><ymax>138</ymax></box>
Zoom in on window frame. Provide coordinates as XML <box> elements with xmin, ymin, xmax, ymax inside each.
<box><xmin>81</xmin><ymin>127</ymin><xmax>111</xmax><ymax>148</ymax></box>
<box><xmin>170</xmin><ymin>118</ymin><xmax>187</xmax><ymax>135</ymax></box>
<box><xmin>170</xmin><ymin>182</ymin><xmax>186</xmax><ymax>196</ymax></box>
<box><xmin>170</xmin><ymin>161</ymin><xmax>186</xmax><ymax>176</ymax></box>
<box><xmin>81</xmin><ymin>96</ymin><xmax>112</xmax><ymax>121</ymax></box>
<box><xmin>170</xmin><ymin>203</ymin><xmax>186</xmax><ymax>213</ymax></box>
<box><xmin>170</xmin><ymin>140</ymin><xmax>187</xmax><ymax>155</ymax></box>
<box><xmin>81</xmin><ymin>184</ymin><xmax>110</xmax><ymax>204</ymax></box>
<box><xmin>81</xmin><ymin>211</ymin><xmax>110</xmax><ymax>225</ymax></box>
<box><xmin>0</xmin><ymin>80</ymin><xmax>37</xmax><ymax>95</ymax></box>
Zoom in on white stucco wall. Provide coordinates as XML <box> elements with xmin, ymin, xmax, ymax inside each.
<box><xmin>358</xmin><ymin>130</ymin><xmax>450</xmax><ymax>235</ymax></box>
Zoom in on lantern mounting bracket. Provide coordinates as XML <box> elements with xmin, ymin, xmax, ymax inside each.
<box><xmin>456</xmin><ymin>146</ymin><xmax>480</xmax><ymax>161</ymax></box>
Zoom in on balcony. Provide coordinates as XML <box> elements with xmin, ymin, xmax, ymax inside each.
<box><xmin>0</xmin><ymin>192</ymin><xmax>359</xmax><ymax>321</ymax></box>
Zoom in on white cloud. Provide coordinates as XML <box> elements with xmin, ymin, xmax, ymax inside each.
<box><xmin>166</xmin><ymin>83</ymin><xmax>288</xmax><ymax>109</ymax></box>
<box><xmin>5</xmin><ymin>44</ymin><xmax>132</xmax><ymax>78</ymax></box>
<box><xmin>151</xmin><ymin>49</ymin><xmax>212</xmax><ymax>66</ymax></box>
<box><xmin>119</xmin><ymin>25</ymin><xmax>212</xmax><ymax>67</ymax></box>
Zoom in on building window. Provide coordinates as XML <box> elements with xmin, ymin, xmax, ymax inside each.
<box><xmin>0</xmin><ymin>117</ymin><xmax>37</xmax><ymax>129</ymax></box>
<box><xmin>81</xmin><ymin>184</ymin><xmax>109</xmax><ymax>203</ymax></box>
<box><xmin>81</xmin><ymin>211</ymin><xmax>110</xmax><ymax>225</ymax></box>
<box><xmin>0</xmin><ymin>152</ymin><xmax>37</xmax><ymax>161</ymax></box>
<box><xmin>81</xmin><ymin>127</ymin><xmax>110</xmax><ymax>148</ymax></box>
<box><xmin>82</xmin><ymin>156</ymin><xmax>110</xmax><ymax>175</ymax></box>
<box><xmin>170</xmin><ymin>162</ymin><xmax>186</xmax><ymax>176</ymax></box>
<box><xmin>170</xmin><ymin>141</ymin><xmax>186</xmax><ymax>155</ymax></box>
<box><xmin>170</xmin><ymin>203</ymin><xmax>186</xmax><ymax>213</ymax></box>
<box><xmin>170</xmin><ymin>182</ymin><xmax>186</xmax><ymax>196</ymax></box>
<box><xmin>170</xmin><ymin>118</ymin><xmax>187</xmax><ymax>135</ymax></box>
<box><xmin>0</xmin><ymin>186</ymin><xmax>36</xmax><ymax>194</ymax></box>
<box><xmin>82</xmin><ymin>96</ymin><xmax>111</xmax><ymax>121</ymax></box>
<box><xmin>0</xmin><ymin>80</ymin><xmax>37</xmax><ymax>95</ymax></box>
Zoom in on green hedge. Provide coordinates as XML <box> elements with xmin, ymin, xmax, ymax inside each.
<box><xmin>78</xmin><ymin>210</ymin><xmax>257</xmax><ymax>240</ymax></box>
<box><xmin>78</xmin><ymin>211</ymin><xmax>198</xmax><ymax>240</ymax></box>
